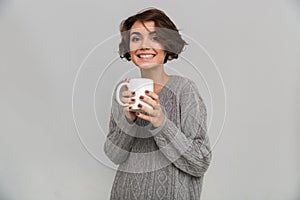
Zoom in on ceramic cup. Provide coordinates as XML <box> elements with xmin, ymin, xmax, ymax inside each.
<box><xmin>116</xmin><ymin>78</ymin><xmax>154</xmax><ymax>111</ymax></box>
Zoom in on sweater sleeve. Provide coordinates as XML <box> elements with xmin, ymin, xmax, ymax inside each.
<box><xmin>149</xmin><ymin>81</ymin><xmax>212</xmax><ymax>177</ymax></box>
<box><xmin>103</xmin><ymin>86</ymin><xmax>138</xmax><ymax>165</ymax></box>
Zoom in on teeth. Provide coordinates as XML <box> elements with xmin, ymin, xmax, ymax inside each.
<box><xmin>139</xmin><ymin>54</ymin><xmax>154</xmax><ymax>58</ymax></box>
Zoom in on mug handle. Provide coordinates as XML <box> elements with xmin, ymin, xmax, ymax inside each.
<box><xmin>115</xmin><ymin>82</ymin><xmax>130</xmax><ymax>106</ymax></box>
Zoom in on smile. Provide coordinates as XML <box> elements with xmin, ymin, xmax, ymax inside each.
<box><xmin>137</xmin><ymin>54</ymin><xmax>156</xmax><ymax>58</ymax></box>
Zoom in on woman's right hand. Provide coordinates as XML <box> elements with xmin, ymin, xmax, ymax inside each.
<box><xmin>121</xmin><ymin>78</ymin><xmax>137</xmax><ymax>122</ymax></box>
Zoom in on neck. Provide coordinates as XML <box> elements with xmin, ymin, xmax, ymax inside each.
<box><xmin>140</xmin><ymin>65</ymin><xmax>170</xmax><ymax>92</ymax></box>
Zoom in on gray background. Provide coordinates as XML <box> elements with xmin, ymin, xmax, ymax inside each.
<box><xmin>1</xmin><ymin>0</ymin><xmax>299</xmax><ymax>199</ymax></box>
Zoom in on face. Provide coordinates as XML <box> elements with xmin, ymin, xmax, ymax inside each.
<box><xmin>129</xmin><ymin>21</ymin><xmax>166</xmax><ymax>69</ymax></box>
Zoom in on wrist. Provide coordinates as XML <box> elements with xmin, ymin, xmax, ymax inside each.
<box><xmin>153</xmin><ymin>115</ymin><xmax>165</xmax><ymax>128</ymax></box>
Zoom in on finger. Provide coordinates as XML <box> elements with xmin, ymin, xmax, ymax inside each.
<box><xmin>136</xmin><ymin>103</ymin><xmax>156</xmax><ymax>116</ymax></box>
<box><xmin>139</xmin><ymin>95</ymin><xmax>157</xmax><ymax>108</ymax></box>
<box><xmin>123</xmin><ymin>106</ymin><xmax>130</xmax><ymax>112</ymax></box>
<box><xmin>122</xmin><ymin>90</ymin><xmax>135</xmax><ymax>97</ymax></box>
<box><xmin>136</xmin><ymin>111</ymin><xmax>152</xmax><ymax>122</ymax></box>
<box><xmin>123</xmin><ymin>105</ymin><xmax>135</xmax><ymax>112</ymax></box>
<box><xmin>121</xmin><ymin>97</ymin><xmax>135</xmax><ymax>104</ymax></box>
<box><xmin>145</xmin><ymin>90</ymin><xmax>159</xmax><ymax>103</ymax></box>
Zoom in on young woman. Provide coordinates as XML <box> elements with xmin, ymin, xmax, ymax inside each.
<box><xmin>104</xmin><ymin>8</ymin><xmax>212</xmax><ymax>200</ymax></box>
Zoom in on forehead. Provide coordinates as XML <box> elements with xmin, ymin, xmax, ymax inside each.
<box><xmin>130</xmin><ymin>21</ymin><xmax>156</xmax><ymax>34</ymax></box>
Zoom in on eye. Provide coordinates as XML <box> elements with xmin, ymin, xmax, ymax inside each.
<box><xmin>151</xmin><ymin>36</ymin><xmax>160</xmax><ymax>41</ymax></box>
<box><xmin>131</xmin><ymin>36</ymin><xmax>140</xmax><ymax>42</ymax></box>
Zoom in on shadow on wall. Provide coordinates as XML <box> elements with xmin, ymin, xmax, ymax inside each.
<box><xmin>0</xmin><ymin>185</ymin><xmax>11</xmax><ymax>200</ymax></box>
<box><xmin>291</xmin><ymin>0</ymin><xmax>300</xmax><ymax>13</ymax></box>
<box><xmin>0</xmin><ymin>0</ymin><xmax>9</xmax><ymax>13</ymax></box>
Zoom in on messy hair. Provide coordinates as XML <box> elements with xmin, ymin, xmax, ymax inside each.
<box><xmin>118</xmin><ymin>8</ymin><xmax>187</xmax><ymax>63</ymax></box>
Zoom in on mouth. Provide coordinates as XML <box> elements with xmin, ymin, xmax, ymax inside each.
<box><xmin>136</xmin><ymin>54</ymin><xmax>156</xmax><ymax>59</ymax></box>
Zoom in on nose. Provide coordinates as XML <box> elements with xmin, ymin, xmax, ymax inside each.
<box><xmin>141</xmin><ymin>37</ymin><xmax>151</xmax><ymax>49</ymax></box>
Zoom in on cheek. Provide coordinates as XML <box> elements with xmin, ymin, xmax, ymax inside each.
<box><xmin>129</xmin><ymin>42</ymin><xmax>140</xmax><ymax>52</ymax></box>
<box><xmin>129</xmin><ymin>42</ymin><xmax>133</xmax><ymax>52</ymax></box>
<box><xmin>158</xmin><ymin>50</ymin><xmax>166</xmax><ymax>58</ymax></box>
<box><xmin>152</xmin><ymin>43</ymin><xmax>165</xmax><ymax>51</ymax></box>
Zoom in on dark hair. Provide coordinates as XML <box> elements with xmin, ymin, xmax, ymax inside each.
<box><xmin>118</xmin><ymin>8</ymin><xmax>187</xmax><ymax>63</ymax></box>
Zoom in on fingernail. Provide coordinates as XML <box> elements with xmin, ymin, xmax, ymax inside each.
<box><xmin>129</xmin><ymin>106</ymin><xmax>132</xmax><ymax>109</ymax></box>
<box><xmin>138</xmin><ymin>104</ymin><xmax>142</xmax><ymax>108</ymax></box>
<box><xmin>131</xmin><ymin>91</ymin><xmax>135</xmax><ymax>96</ymax></box>
<box><xmin>139</xmin><ymin>95</ymin><xmax>144</xmax><ymax>100</ymax></box>
<box><xmin>136</xmin><ymin>112</ymin><xmax>140</xmax><ymax>115</ymax></box>
<box><xmin>131</xmin><ymin>98</ymin><xmax>135</xmax><ymax>102</ymax></box>
<box><xmin>145</xmin><ymin>90</ymin><xmax>149</xmax><ymax>94</ymax></box>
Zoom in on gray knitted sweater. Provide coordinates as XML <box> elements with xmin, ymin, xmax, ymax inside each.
<box><xmin>104</xmin><ymin>75</ymin><xmax>212</xmax><ymax>200</ymax></box>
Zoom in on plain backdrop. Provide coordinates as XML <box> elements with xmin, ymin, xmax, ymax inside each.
<box><xmin>0</xmin><ymin>0</ymin><xmax>299</xmax><ymax>199</ymax></box>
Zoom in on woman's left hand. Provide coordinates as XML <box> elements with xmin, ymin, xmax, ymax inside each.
<box><xmin>134</xmin><ymin>90</ymin><xmax>165</xmax><ymax>128</ymax></box>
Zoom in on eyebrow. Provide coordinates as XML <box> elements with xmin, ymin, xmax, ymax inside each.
<box><xmin>130</xmin><ymin>31</ymin><xmax>157</xmax><ymax>36</ymax></box>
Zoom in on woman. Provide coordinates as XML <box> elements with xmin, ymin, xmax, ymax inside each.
<box><xmin>104</xmin><ymin>8</ymin><xmax>212</xmax><ymax>200</ymax></box>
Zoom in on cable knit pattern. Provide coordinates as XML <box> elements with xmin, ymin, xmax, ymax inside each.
<box><xmin>104</xmin><ymin>75</ymin><xmax>212</xmax><ymax>200</ymax></box>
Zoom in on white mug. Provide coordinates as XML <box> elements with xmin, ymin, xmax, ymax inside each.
<box><xmin>116</xmin><ymin>78</ymin><xmax>154</xmax><ymax>111</ymax></box>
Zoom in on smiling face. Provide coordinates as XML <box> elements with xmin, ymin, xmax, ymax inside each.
<box><xmin>129</xmin><ymin>21</ymin><xmax>167</xmax><ymax>69</ymax></box>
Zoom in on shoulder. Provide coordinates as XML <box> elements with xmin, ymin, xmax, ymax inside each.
<box><xmin>170</xmin><ymin>75</ymin><xmax>199</xmax><ymax>93</ymax></box>
<box><xmin>171</xmin><ymin>75</ymin><xmax>205</xmax><ymax>105</ymax></box>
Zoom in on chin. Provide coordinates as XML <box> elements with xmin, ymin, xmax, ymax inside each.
<box><xmin>134</xmin><ymin>62</ymin><xmax>161</xmax><ymax>69</ymax></box>
<box><xmin>132</xmin><ymin>58</ymin><xmax>162</xmax><ymax>69</ymax></box>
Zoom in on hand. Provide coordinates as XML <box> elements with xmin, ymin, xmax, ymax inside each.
<box><xmin>135</xmin><ymin>90</ymin><xmax>165</xmax><ymax>128</ymax></box>
<box><xmin>121</xmin><ymin>78</ymin><xmax>137</xmax><ymax>122</ymax></box>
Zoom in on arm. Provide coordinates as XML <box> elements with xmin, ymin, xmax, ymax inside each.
<box><xmin>149</xmin><ymin>81</ymin><xmax>212</xmax><ymax>177</ymax></box>
<box><xmin>103</xmin><ymin>88</ymin><xmax>138</xmax><ymax>165</ymax></box>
